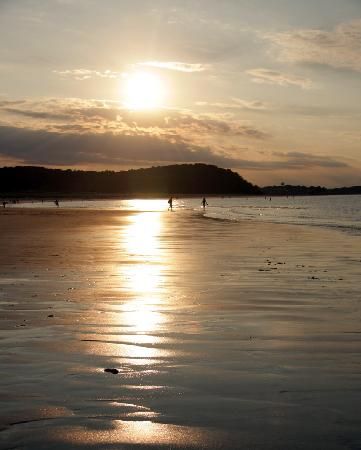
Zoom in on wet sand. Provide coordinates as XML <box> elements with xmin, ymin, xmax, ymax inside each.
<box><xmin>0</xmin><ymin>207</ymin><xmax>360</xmax><ymax>449</ymax></box>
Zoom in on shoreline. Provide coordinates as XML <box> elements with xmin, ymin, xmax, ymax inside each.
<box><xmin>2</xmin><ymin>202</ymin><xmax>360</xmax><ymax>238</ymax></box>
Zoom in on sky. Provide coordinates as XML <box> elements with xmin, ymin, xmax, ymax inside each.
<box><xmin>0</xmin><ymin>0</ymin><xmax>360</xmax><ymax>186</ymax></box>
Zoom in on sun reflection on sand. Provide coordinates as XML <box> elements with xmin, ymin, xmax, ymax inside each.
<box><xmin>122</xmin><ymin>199</ymin><xmax>166</xmax><ymax>212</ymax></box>
<box><xmin>55</xmin><ymin>420</ymin><xmax>218</xmax><ymax>447</ymax></box>
<box><xmin>120</xmin><ymin>301</ymin><xmax>164</xmax><ymax>333</ymax></box>
<box><xmin>122</xmin><ymin>265</ymin><xmax>162</xmax><ymax>295</ymax></box>
<box><xmin>117</xmin><ymin>210</ymin><xmax>167</xmax><ymax>360</ymax></box>
<box><xmin>124</xmin><ymin>211</ymin><xmax>162</xmax><ymax>258</ymax></box>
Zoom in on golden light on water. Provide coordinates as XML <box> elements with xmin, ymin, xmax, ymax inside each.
<box><xmin>57</xmin><ymin>420</ymin><xmax>215</xmax><ymax>447</ymax></box>
<box><xmin>122</xmin><ymin>72</ymin><xmax>166</xmax><ymax>110</ymax></box>
<box><xmin>124</xmin><ymin>211</ymin><xmax>162</xmax><ymax>259</ymax></box>
<box><xmin>123</xmin><ymin>265</ymin><xmax>162</xmax><ymax>294</ymax></box>
<box><xmin>123</xmin><ymin>199</ymin><xmax>166</xmax><ymax>212</ymax></box>
<box><xmin>84</xmin><ymin>206</ymin><xmax>176</xmax><ymax>366</ymax></box>
<box><xmin>117</xmin><ymin>210</ymin><xmax>166</xmax><ymax>362</ymax></box>
<box><xmin>118</xmin><ymin>209</ymin><xmax>165</xmax><ymax>339</ymax></box>
<box><xmin>120</xmin><ymin>301</ymin><xmax>164</xmax><ymax>333</ymax></box>
<box><xmin>82</xmin><ymin>206</ymin><xmax>173</xmax><ymax>367</ymax></box>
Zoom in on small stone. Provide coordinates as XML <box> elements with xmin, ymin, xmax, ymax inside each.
<box><xmin>48</xmin><ymin>314</ymin><xmax>54</xmax><ymax>318</ymax></box>
<box><xmin>104</xmin><ymin>368</ymin><xmax>119</xmax><ymax>375</ymax></box>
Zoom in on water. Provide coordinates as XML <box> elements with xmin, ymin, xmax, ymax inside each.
<box><xmin>201</xmin><ymin>195</ymin><xmax>361</xmax><ymax>235</ymax></box>
<box><xmin>12</xmin><ymin>195</ymin><xmax>361</xmax><ymax>235</ymax></box>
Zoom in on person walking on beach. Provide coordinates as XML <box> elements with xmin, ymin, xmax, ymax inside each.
<box><xmin>54</xmin><ymin>199</ymin><xmax>59</xmax><ymax>207</ymax></box>
<box><xmin>201</xmin><ymin>197</ymin><xmax>208</xmax><ymax>209</ymax></box>
<box><xmin>168</xmin><ymin>197</ymin><xmax>173</xmax><ymax>211</ymax></box>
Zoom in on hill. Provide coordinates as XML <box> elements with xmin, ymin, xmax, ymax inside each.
<box><xmin>0</xmin><ymin>164</ymin><xmax>261</xmax><ymax>197</ymax></box>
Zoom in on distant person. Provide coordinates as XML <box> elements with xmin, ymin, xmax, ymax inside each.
<box><xmin>168</xmin><ymin>197</ymin><xmax>173</xmax><ymax>211</ymax></box>
<box><xmin>54</xmin><ymin>199</ymin><xmax>59</xmax><ymax>207</ymax></box>
<box><xmin>201</xmin><ymin>197</ymin><xmax>208</xmax><ymax>209</ymax></box>
<box><xmin>2</xmin><ymin>201</ymin><xmax>6</xmax><ymax>208</ymax></box>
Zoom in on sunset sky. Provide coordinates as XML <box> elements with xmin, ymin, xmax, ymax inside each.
<box><xmin>0</xmin><ymin>0</ymin><xmax>360</xmax><ymax>186</ymax></box>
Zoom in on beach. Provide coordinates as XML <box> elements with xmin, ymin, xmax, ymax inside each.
<box><xmin>0</xmin><ymin>206</ymin><xmax>360</xmax><ymax>449</ymax></box>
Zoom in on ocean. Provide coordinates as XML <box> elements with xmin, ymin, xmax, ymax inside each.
<box><xmin>12</xmin><ymin>194</ymin><xmax>361</xmax><ymax>235</ymax></box>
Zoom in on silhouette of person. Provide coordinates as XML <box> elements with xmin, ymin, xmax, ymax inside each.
<box><xmin>168</xmin><ymin>197</ymin><xmax>173</xmax><ymax>211</ymax></box>
<box><xmin>201</xmin><ymin>197</ymin><xmax>208</xmax><ymax>209</ymax></box>
<box><xmin>54</xmin><ymin>199</ymin><xmax>59</xmax><ymax>207</ymax></box>
<box><xmin>2</xmin><ymin>201</ymin><xmax>6</xmax><ymax>208</ymax></box>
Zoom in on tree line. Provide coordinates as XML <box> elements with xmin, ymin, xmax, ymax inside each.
<box><xmin>0</xmin><ymin>164</ymin><xmax>261</xmax><ymax>197</ymax></box>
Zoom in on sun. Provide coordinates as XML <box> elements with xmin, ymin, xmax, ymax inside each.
<box><xmin>123</xmin><ymin>71</ymin><xmax>165</xmax><ymax>110</ymax></box>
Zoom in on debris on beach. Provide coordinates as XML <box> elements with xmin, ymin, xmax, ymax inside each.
<box><xmin>104</xmin><ymin>368</ymin><xmax>119</xmax><ymax>375</ymax></box>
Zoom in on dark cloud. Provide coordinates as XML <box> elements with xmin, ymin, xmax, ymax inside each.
<box><xmin>0</xmin><ymin>99</ymin><xmax>352</xmax><ymax>177</ymax></box>
<box><xmin>0</xmin><ymin>100</ymin><xmax>26</xmax><ymax>107</ymax></box>
<box><xmin>0</xmin><ymin>124</ymin><xmax>242</xmax><ymax>167</ymax></box>
<box><xmin>219</xmin><ymin>151</ymin><xmax>349</xmax><ymax>171</ymax></box>
<box><xmin>0</xmin><ymin>124</ymin><xmax>349</xmax><ymax>174</ymax></box>
<box><xmin>265</xmin><ymin>151</ymin><xmax>348</xmax><ymax>169</ymax></box>
<box><xmin>4</xmin><ymin>107</ymin><xmax>70</xmax><ymax>121</ymax></box>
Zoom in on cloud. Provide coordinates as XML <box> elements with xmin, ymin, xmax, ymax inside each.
<box><xmin>160</xmin><ymin>113</ymin><xmax>268</xmax><ymax>139</ymax></box>
<box><xmin>196</xmin><ymin>98</ymin><xmax>271</xmax><ymax>111</ymax></box>
<box><xmin>0</xmin><ymin>98</ymin><xmax>268</xmax><ymax>140</ymax></box>
<box><xmin>0</xmin><ymin>124</ymin><xmax>248</xmax><ymax>168</ymax></box>
<box><xmin>266</xmin><ymin>19</ymin><xmax>361</xmax><ymax>72</ymax></box>
<box><xmin>53</xmin><ymin>61</ymin><xmax>208</xmax><ymax>83</ymax></box>
<box><xmin>137</xmin><ymin>61</ymin><xmax>209</xmax><ymax>72</ymax></box>
<box><xmin>0</xmin><ymin>98</ymin><xmax>269</xmax><ymax>169</ymax></box>
<box><xmin>246</xmin><ymin>68</ymin><xmax>312</xmax><ymax>88</ymax></box>
<box><xmin>2</xmin><ymin>98</ymin><xmax>351</xmax><ymax>180</ymax></box>
<box><xmin>224</xmin><ymin>151</ymin><xmax>349</xmax><ymax>172</ymax></box>
<box><xmin>0</xmin><ymin>100</ymin><xmax>26</xmax><ymax>107</ymax></box>
<box><xmin>0</xmin><ymin>124</ymin><xmax>347</xmax><ymax>174</ymax></box>
<box><xmin>53</xmin><ymin>69</ymin><xmax>120</xmax><ymax>80</ymax></box>
<box><xmin>3</xmin><ymin>107</ymin><xmax>70</xmax><ymax>121</ymax></box>
<box><xmin>269</xmin><ymin>151</ymin><xmax>348</xmax><ymax>169</ymax></box>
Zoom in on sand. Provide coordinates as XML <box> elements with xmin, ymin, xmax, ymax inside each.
<box><xmin>0</xmin><ymin>207</ymin><xmax>360</xmax><ymax>449</ymax></box>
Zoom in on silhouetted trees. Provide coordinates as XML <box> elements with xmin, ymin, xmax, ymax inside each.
<box><xmin>262</xmin><ymin>184</ymin><xmax>361</xmax><ymax>196</ymax></box>
<box><xmin>0</xmin><ymin>164</ymin><xmax>261</xmax><ymax>196</ymax></box>
<box><xmin>2</xmin><ymin>165</ymin><xmax>358</xmax><ymax>198</ymax></box>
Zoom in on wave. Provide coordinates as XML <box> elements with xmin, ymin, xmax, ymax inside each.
<box><xmin>203</xmin><ymin>211</ymin><xmax>361</xmax><ymax>235</ymax></box>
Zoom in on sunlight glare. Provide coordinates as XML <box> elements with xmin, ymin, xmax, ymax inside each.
<box><xmin>122</xmin><ymin>301</ymin><xmax>164</xmax><ymax>333</ymax></box>
<box><xmin>124</xmin><ymin>212</ymin><xmax>161</xmax><ymax>258</ymax></box>
<box><xmin>123</xmin><ymin>72</ymin><xmax>165</xmax><ymax>110</ymax></box>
